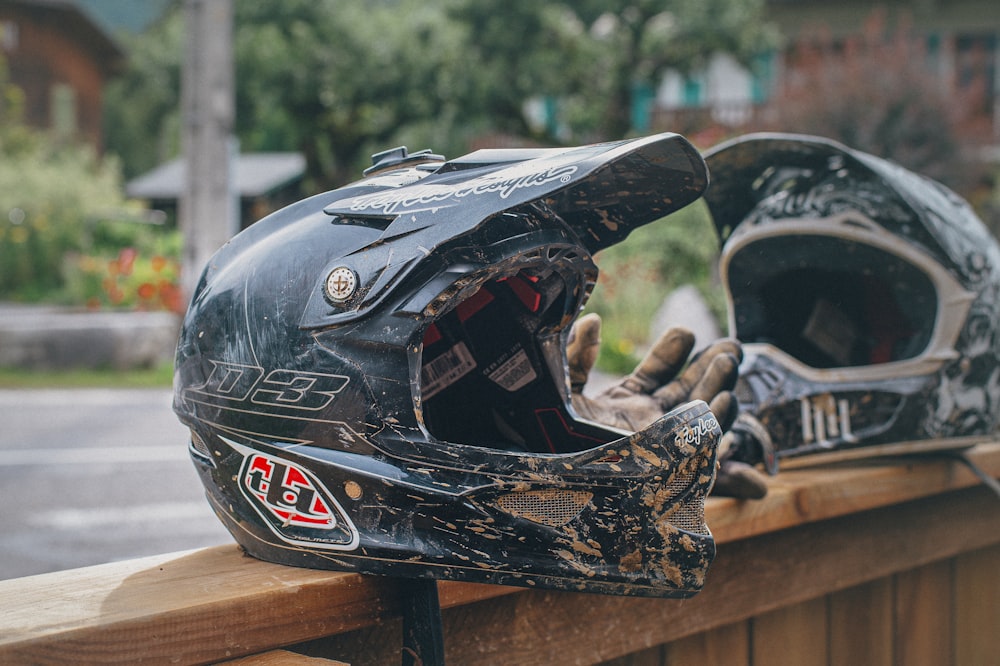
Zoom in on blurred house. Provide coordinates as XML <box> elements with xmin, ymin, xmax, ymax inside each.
<box><xmin>0</xmin><ymin>0</ymin><xmax>125</xmax><ymax>151</ymax></box>
<box><xmin>126</xmin><ymin>152</ymin><xmax>307</xmax><ymax>230</ymax></box>
<box><xmin>650</xmin><ymin>0</ymin><xmax>1000</xmax><ymax>154</ymax></box>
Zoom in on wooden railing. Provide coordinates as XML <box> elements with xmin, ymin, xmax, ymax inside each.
<box><xmin>1</xmin><ymin>443</ymin><xmax>998</xmax><ymax>665</ymax></box>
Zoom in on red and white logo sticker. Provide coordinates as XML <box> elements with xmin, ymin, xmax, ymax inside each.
<box><xmin>244</xmin><ymin>454</ymin><xmax>339</xmax><ymax>528</ymax></box>
<box><xmin>226</xmin><ymin>439</ymin><xmax>359</xmax><ymax>551</ymax></box>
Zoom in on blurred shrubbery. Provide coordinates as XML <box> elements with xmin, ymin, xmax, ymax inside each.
<box><xmin>584</xmin><ymin>201</ymin><xmax>723</xmax><ymax>375</ymax></box>
<box><xmin>61</xmin><ymin>228</ymin><xmax>183</xmax><ymax>311</ymax></box>
<box><xmin>0</xmin><ymin>64</ymin><xmax>180</xmax><ymax>311</ymax></box>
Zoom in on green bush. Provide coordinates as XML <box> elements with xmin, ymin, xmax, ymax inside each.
<box><xmin>584</xmin><ymin>201</ymin><xmax>724</xmax><ymax>375</ymax></box>
<box><xmin>0</xmin><ymin>64</ymin><xmax>180</xmax><ymax>309</ymax></box>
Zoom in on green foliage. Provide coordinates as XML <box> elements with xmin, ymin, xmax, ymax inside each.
<box><xmin>445</xmin><ymin>1</ymin><xmax>595</xmax><ymax>141</ymax></box>
<box><xmin>564</xmin><ymin>0</ymin><xmax>779</xmax><ymax>139</ymax></box>
<box><xmin>0</xmin><ymin>134</ymin><xmax>127</xmax><ymax>298</ymax></box>
<box><xmin>0</xmin><ymin>58</ymin><xmax>179</xmax><ymax>309</ymax></box>
<box><xmin>102</xmin><ymin>10</ymin><xmax>184</xmax><ymax>180</ymax></box>
<box><xmin>0</xmin><ymin>362</ymin><xmax>174</xmax><ymax>389</ymax></box>
<box><xmin>103</xmin><ymin>0</ymin><xmax>777</xmax><ymax>187</ymax></box>
<box><xmin>232</xmin><ymin>0</ymin><xmax>473</xmax><ymax>188</ymax></box>
<box><xmin>584</xmin><ymin>201</ymin><xmax>724</xmax><ymax>374</ymax></box>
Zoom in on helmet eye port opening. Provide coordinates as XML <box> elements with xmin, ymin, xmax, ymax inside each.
<box><xmin>418</xmin><ymin>262</ymin><xmax>605</xmax><ymax>454</ymax></box>
<box><xmin>729</xmin><ymin>235</ymin><xmax>938</xmax><ymax>370</ymax></box>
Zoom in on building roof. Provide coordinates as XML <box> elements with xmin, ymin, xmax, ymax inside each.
<box><xmin>74</xmin><ymin>0</ymin><xmax>173</xmax><ymax>35</ymax></box>
<box><xmin>126</xmin><ymin>153</ymin><xmax>306</xmax><ymax>201</ymax></box>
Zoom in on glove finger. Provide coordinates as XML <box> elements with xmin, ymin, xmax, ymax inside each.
<box><xmin>567</xmin><ymin>313</ymin><xmax>602</xmax><ymax>392</ymax></box>
<box><xmin>689</xmin><ymin>351</ymin><xmax>740</xmax><ymax>405</ymax></box>
<box><xmin>572</xmin><ymin>393</ymin><xmax>659</xmax><ymax>432</ymax></box>
<box><xmin>708</xmin><ymin>390</ymin><xmax>739</xmax><ymax>433</ymax></box>
<box><xmin>690</xmin><ymin>338</ymin><xmax>743</xmax><ymax>376</ymax></box>
<box><xmin>621</xmin><ymin>326</ymin><xmax>695</xmax><ymax>394</ymax></box>
<box><xmin>650</xmin><ymin>339</ymin><xmax>741</xmax><ymax>409</ymax></box>
<box><xmin>652</xmin><ymin>339</ymin><xmax>741</xmax><ymax>403</ymax></box>
<box><xmin>712</xmin><ymin>460</ymin><xmax>769</xmax><ymax>499</ymax></box>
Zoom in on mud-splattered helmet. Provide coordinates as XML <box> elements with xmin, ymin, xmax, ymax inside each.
<box><xmin>173</xmin><ymin>133</ymin><xmax>723</xmax><ymax>598</ymax></box>
<box><xmin>704</xmin><ymin>133</ymin><xmax>1000</xmax><ymax>471</ymax></box>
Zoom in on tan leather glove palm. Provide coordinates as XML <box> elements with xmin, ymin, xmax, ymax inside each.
<box><xmin>567</xmin><ymin>313</ymin><xmax>768</xmax><ymax>499</ymax></box>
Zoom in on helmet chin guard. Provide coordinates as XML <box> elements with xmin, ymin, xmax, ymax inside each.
<box><xmin>705</xmin><ymin>133</ymin><xmax>1000</xmax><ymax>468</ymax></box>
<box><xmin>174</xmin><ymin>133</ymin><xmax>723</xmax><ymax>598</ymax></box>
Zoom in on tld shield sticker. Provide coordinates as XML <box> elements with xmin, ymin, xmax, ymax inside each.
<box><xmin>226</xmin><ymin>440</ymin><xmax>359</xmax><ymax>551</ymax></box>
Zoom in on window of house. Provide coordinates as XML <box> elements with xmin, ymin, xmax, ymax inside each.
<box><xmin>955</xmin><ymin>33</ymin><xmax>996</xmax><ymax>117</ymax></box>
<box><xmin>0</xmin><ymin>20</ymin><xmax>17</xmax><ymax>53</ymax></box>
<box><xmin>51</xmin><ymin>83</ymin><xmax>77</xmax><ymax>138</ymax></box>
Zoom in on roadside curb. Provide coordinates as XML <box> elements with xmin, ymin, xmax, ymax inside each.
<box><xmin>0</xmin><ymin>304</ymin><xmax>180</xmax><ymax>371</ymax></box>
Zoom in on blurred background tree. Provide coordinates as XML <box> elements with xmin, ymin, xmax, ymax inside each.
<box><xmin>230</xmin><ymin>0</ymin><xmax>470</xmax><ymax>190</ymax></box>
<box><xmin>568</xmin><ymin>0</ymin><xmax>777</xmax><ymax>139</ymax></box>
<box><xmin>12</xmin><ymin>0</ymin><xmax>999</xmax><ymax>371</ymax></box>
<box><xmin>101</xmin><ymin>9</ymin><xmax>184</xmax><ymax>181</ymax></box>
<box><xmin>104</xmin><ymin>0</ymin><xmax>774</xmax><ymax>185</ymax></box>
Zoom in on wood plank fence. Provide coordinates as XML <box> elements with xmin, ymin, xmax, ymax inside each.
<box><xmin>1</xmin><ymin>443</ymin><xmax>997</xmax><ymax>665</ymax></box>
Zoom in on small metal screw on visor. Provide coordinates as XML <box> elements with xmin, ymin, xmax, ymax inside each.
<box><xmin>325</xmin><ymin>266</ymin><xmax>358</xmax><ymax>304</ymax></box>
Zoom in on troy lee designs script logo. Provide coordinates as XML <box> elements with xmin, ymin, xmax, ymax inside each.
<box><xmin>344</xmin><ymin>164</ymin><xmax>579</xmax><ymax>215</ymax></box>
<box><xmin>677</xmin><ymin>416</ymin><xmax>720</xmax><ymax>448</ymax></box>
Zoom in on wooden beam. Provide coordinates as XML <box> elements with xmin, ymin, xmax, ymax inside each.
<box><xmin>222</xmin><ymin>650</ymin><xmax>347</xmax><ymax>665</ymax></box>
<box><xmin>0</xmin><ymin>548</ymin><xmax>401</xmax><ymax>664</ymax></box>
<box><xmin>0</xmin><ymin>443</ymin><xmax>996</xmax><ymax>664</ymax></box>
<box><xmin>709</xmin><ymin>441</ymin><xmax>1000</xmax><ymax>543</ymax></box>
<box><xmin>319</xmin><ymin>485</ymin><xmax>1000</xmax><ymax>665</ymax></box>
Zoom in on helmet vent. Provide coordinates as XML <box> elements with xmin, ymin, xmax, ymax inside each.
<box><xmin>189</xmin><ymin>429</ymin><xmax>212</xmax><ymax>461</ymax></box>
<box><xmin>666</xmin><ymin>496</ymin><xmax>709</xmax><ymax>535</ymax></box>
<box><xmin>495</xmin><ymin>489</ymin><xmax>593</xmax><ymax>527</ymax></box>
<box><xmin>660</xmin><ymin>468</ymin><xmax>709</xmax><ymax>535</ymax></box>
<box><xmin>329</xmin><ymin>215</ymin><xmax>393</xmax><ymax>231</ymax></box>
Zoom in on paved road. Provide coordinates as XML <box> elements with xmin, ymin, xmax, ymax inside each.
<box><xmin>0</xmin><ymin>375</ymin><xmax>626</xmax><ymax>581</ymax></box>
<box><xmin>0</xmin><ymin>388</ymin><xmax>231</xmax><ymax>580</ymax></box>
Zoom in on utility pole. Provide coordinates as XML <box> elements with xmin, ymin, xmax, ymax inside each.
<box><xmin>179</xmin><ymin>0</ymin><xmax>236</xmax><ymax>303</ymax></box>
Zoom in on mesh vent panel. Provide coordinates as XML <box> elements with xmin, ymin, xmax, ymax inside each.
<box><xmin>665</xmin><ymin>467</ymin><xmax>694</xmax><ymax>494</ymax></box>
<box><xmin>663</xmin><ymin>467</ymin><xmax>710</xmax><ymax>535</ymax></box>
<box><xmin>495</xmin><ymin>489</ymin><xmax>593</xmax><ymax>527</ymax></box>
<box><xmin>190</xmin><ymin>430</ymin><xmax>212</xmax><ymax>459</ymax></box>
<box><xmin>668</xmin><ymin>496</ymin><xmax>709</xmax><ymax>534</ymax></box>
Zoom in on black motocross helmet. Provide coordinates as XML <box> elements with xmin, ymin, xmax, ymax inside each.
<box><xmin>173</xmin><ymin>133</ymin><xmax>723</xmax><ymax>598</ymax></box>
<box><xmin>704</xmin><ymin>133</ymin><xmax>1000</xmax><ymax>471</ymax></box>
